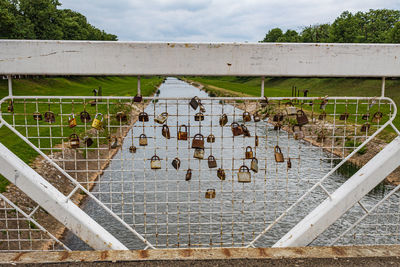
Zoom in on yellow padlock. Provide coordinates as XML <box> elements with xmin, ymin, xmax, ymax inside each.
<box><xmin>91</xmin><ymin>113</ymin><xmax>104</xmax><ymax>130</ymax></box>
<box><xmin>68</xmin><ymin>113</ymin><xmax>77</xmax><ymax>128</ymax></box>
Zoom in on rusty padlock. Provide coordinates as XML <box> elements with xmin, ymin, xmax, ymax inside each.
<box><xmin>361</xmin><ymin>122</ymin><xmax>370</xmax><ymax>132</ymax></box>
<box><xmin>138</xmin><ymin>112</ymin><xmax>149</xmax><ymax>122</ymax></box>
<box><xmin>208</xmin><ymin>155</ymin><xmax>217</xmax><ymax>168</ymax></box>
<box><xmin>241</xmin><ymin>124</ymin><xmax>251</xmax><ymax>137</ymax></box>
<box><xmin>84</xmin><ymin>136</ymin><xmax>93</xmax><ymax>147</ymax></box>
<box><xmin>296</xmin><ymin>110</ymin><xmax>308</xmax><ymax>126</ymax></box>
<box><xmin>217</xmin><ymin>168</ymin><xmax>226</xmax><ymax>180</ymax></box>
<box><xmin>293</xmin><ymin>125</ymin><xmax>304</xmax><ymax>140</ymax></box>
<box><xmin>260</xmin><ymin>96</ymin><xmax>269</xmax><ymax>108</ymax></box>
<box><xmin>134</xmin><ymin>94</ymin><xmax>142</xmax><ymax>103</ymax></box>
<box><xmin>318</xmin><ymin>111</ymin><xmax>326</xmax><ymax>121</ymax></box>
<box><xmin>129</xmin><ymin>145</ymin><xmax>137</xmax><ymax>153</ymax></box>
<box><xmin>68</xmin><ymin>113</ymin><xmax>77</xmax><ymax>128</ymax></box>
<box><xmin>80</xmin><ymin>111</ymin><xmax>91</xmax><ymax>123</ymax></box>
<box><xmin>186</xmin><ymin>169</ymin><xmax>192</xmax><ymax>181</ymax></box>
<box><xmin>237</xmin><ymin>165</ymin><xmax>251</xmax><ymax>183</ymax></box>
<box><xmin>178</xmin><ymin>125</ymin><xmax>188</xmax><ymax>141</ymax></box>
<box><xmin>219</xmin><ymin>114</ymin><xmax>228</xmax><ymax>126</ymax></box>
<box><xmin>172</xmin><ymin>157</ymin><xmax>181</xmax><ymax>170</ymax></box>
<box><xmin>192</xmin><ymin>134</ymin><xmax>205</xmax><ymax>149</ymax></box>
<box><xmin>243</xmin><ymin>111</ymin><xmax>252</xmax><ymax>122</ymax></box>
<box><xmin>253</xmin><ymin>112</ymin><xmax>261</xmax><ymax>122</ymax></box>
<box><xmin>154</xmin><ymin>112</ymin><xmax>168</xmax><ymax>124</ymax></box>
<box><xmin>207</xmin><ymin>134</ymin><xmax>215</xmax><ymax>143</ymax></box>
<box><xmin>274</xmin><ymin>145</ymin><xmax>284</xmax><ymax>163</ymax></box>
<box><xmin>189</xmin><ymin>96</ymin><xmax>199</xmax><ymax>110</ymax></box>
<box><xmin>231</xmin><ymin>122</ymin><xmax>243</xmax><ymax>136</ymax></box>
<box><xmin>91</xmin><ymin>113</ymin><xmax>103</xmax><ymax>130</ymax></box>
<box><xmin>150</xmin><ymin>155</ymin><xmax>161</xmax><ymax>169</ymax></box>
<box><xmin>33</xmin><ymin>112</ymin><xmax>43</xmax><ymax>121</ymax></box>
<box><xmin>285</xmin><ymin>102</ymin><xmax>297</xmax><ymax>115</ymax></box>
<box><xmin>69</xmin><ymin>133</ymin><xmax>80</xmax><ymax>149</ymax></box>
<box><xmin>287</xmin><ymin>157</ymin><xmax>292</xmax><ymax>169</ymax></box>
<box><xmin>162</xmin><ymin>124</ymin><xmax>171</xmax><ymax>139</ymax></box>
<box><xmin>205</xmin><ymin>189</ymin><xmax>216</xmax><ymax>199</ymax></box>
<box><xmin>7</xmin><ymin>101</ymin><xmax>13</xmax><ymax>113</ymax></box>
<box><xmin>139</xmin><ymin>134</ymin><xmax>148</xmax><ymax>146</ymax></box>
<box><xmin>255</xmin><ymin>135</ymin><xmax>259</xmax><ymax>147</ymax></box>
<box><xmin>116</xmin><ymin>111</ymin><xmax>127</xmax><ymax>122</ymax></box>
<box><xmin>193</xmin><ymin>148</ymin><xmax>205</xmax><ymax>159</ymax></box>
<box><xmin>245</xmin><ymin>146</ymin><xmax>253</xmax><ymax>159</ymax></box>
<box><xmin>110</xmin><ymin>137</ymin><xmax>119</xmax><ymax>149</ymax></box>
<box><xmin>362</xmin><ymin>113</ymin><xmax>370</xmax><ymax>120</ymax></box>
<box><xmin>44</xmin><ymin>111</ymin><xmax>56</xmax><ymax>124</ymax></box>
<box><xmin>251</xmin><ymin>157</ymin><xmax>258</xmax><ymax>173</ymax></box>
<box><xmin>372</xmin><ymin>111</ymin><xmax>383</xmax><ymax>123</ymax></box>
<box><xmin>194</xmin><ymin>112</ymin><xmax>204</xmax><ymax>121</ymax></box>
<box><xmin>320</xmin><ymin>99</ymin><xmax>328</xmax><ymax>110</ymax></box>
<box><xmin>339</xmin><ymin>112</ymin><xmax>349</xmax><ymax>121</ymax></box>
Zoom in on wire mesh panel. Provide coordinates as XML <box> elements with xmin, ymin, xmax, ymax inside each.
<box><xmin>0</xmin><ymin>78</ymin><xmax>397</xmax><ymax>249</ymax></box>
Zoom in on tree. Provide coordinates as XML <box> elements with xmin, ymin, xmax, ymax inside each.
<box><xmin>389</xmin><ymin>21</ymin><xmax>400</xmax><ymax>43</ymax></box>
<box><xmin>301</xmin><ymin>24</ymin><xmax>330</xmax><ymax>43</ymax></box>
<box><xmin>262</xmin><ymin>28</ymin><xmax>283</xmax><ymax>42</ymax></box>
<box><xmin>278</xmin><ymin>29</ymin><xmax>300</xmax><ymax>42</ymax></box>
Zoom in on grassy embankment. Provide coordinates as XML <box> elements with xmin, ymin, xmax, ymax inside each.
<box><xmin>0</xmin><ymin>76</ymin><xmax>164</xmax><ymax>192</ymax></box>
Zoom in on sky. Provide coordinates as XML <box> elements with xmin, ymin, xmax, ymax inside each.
<box><xmin>61</xmin><ymin>0</ymin><xmax>400</xmax><ymax>42</ymax></box>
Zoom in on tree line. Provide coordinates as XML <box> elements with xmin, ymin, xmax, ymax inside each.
<box><xmin>262</xmin><ymin>9</ymin><xmax>400</xmax><ymax>43</ymax></box>
<box><xmin>0</xmin><ymin>0</ymin><xmax>117</xmax><ymax>40</ymax></box>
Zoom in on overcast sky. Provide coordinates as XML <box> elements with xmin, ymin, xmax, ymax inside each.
<box><xmin>61</xmin><ymin>0</ymin><xmax>400</xmax><ymax>42</ymax></box>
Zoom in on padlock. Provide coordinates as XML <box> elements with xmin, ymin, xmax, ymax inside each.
<box><xmin>139</xmin><ymin>134</ymin><xmax>148</xmax><ymax>146</ymax></box>
<box><xmin>231</xmin><ymin>122</ymin><xmax>243</xmax><ymax>136</ymax></box>
<box><xmin>243</xmin><ymin>112</ymin><xmax>252</xmax><ymax>122</ymax></box>
<box><xmin>217</xmin><ymin>168</ymin><xmax>226</xmax><ymax>180</ymax></box>
<box><xmin>80</xmin><ymin>111</ymin><xmax>91</xmax><ymax>123</ymax></box>
<box><xmin>116</xmin><ymin>111</ymin><xmax>127</xmax><ymax>122</ymax></box>
<box><xmin>369</xmin><ymin>98</ymin><xmax>377</xmax><ymax>109</ymax></box>
<box><xmin>253</xmin><ymin>112</ymin><xmax>261</xmax><ymax>122</ymax></box>
<box><xmin>245</xmin><ymin>146</ymin><xmax>253</xmax><ymax>159</ymax></box>
<box><xmin>320</xmin><ymin>99</ymin><xmax>328</xmax><ymax>110</ymax></box>
<box><xmin>249</xmin><ymin>158</ymin><xmax>258</xmax><ymax>173</ymax></box>
<box><xmin>68</xmin><ymin>113</ymin><xmax>77</xmax><ymax>128</ymax></box>
<box><xmin>33</xmin><ymin>112</ymin><xmax>43</xmax><ymax>121</ymax></box>
<box><xmin>133</xmin><ymin>94</ymin><xmax>142</xmax><ymax>103</ymax></box>
<box><xmin>208</xmin><ymin>155</ymin><xmax>217</xmax><ymax>168</ymax></box>
<box><xmin>185</xmin><ymin>169</ymin><xmax>192</xmax><ymax>181</ymax></box>
<box><xmin>296</xmin><ymin>110</ymin><xmax>309</xmax><ymax>126</ymax></box>
<box><xmin>90</xmin><ymin>100</ymin><xmax>96</xmax><ymax>106</ymax></box>
<box><xmin>194</xmin><ymin>112</ymin><xmax>204</xmax><ymax>121</ymax></box>
<box><xmin>7</xmin><ymin>101</ymin><xmax>13</xmax><ymax>113</ymax></box>
<box><xmin>318</xmin><ymin>112</ymin><xmax>326</xmax><ymax>121</ymax></box>
<box><xmin>205</xmin><ymin>189</ymin><xmax>216</xmax><ymax>199</ymax></box>
<box><xmin>91</xmin><ymin>113</ymin><xmax>103</xmax><ymax>130</ymax></box>
<box><xmin>44</xmin><ymin>111</ymin><xmax>56</xmax><ymax>124</ymax></box>
<box><xmin>129</xmin><ymin>145</ymin><xmax>137</xmax><ymax>153</ymax></box>
<box><xmin>198</xmin><ymin>100</ymin><xmax>206</xmax><ymax>113</ymax></box>
<box><xmin>69</xmin><ymin>133</ymin><xmax>80</xmax><ymax>149</ymax></box>
<box><xmin>219</xmin><ymin>114</ymin><xmax>228</xmax><ymax>126</ymax></box>
<box><xmin>138</xmin><ymin>112</ymin><xmax>149</xmax><ymax>122</ymax></box>
<box><xmin>155</xmin><ymin>112</ymin><xmax>168</xmax><ymax>124</ymax></box>
<box><xmin>237</xmin><ymin>165</ymin><xmax>251</xmax><ymax>183</ymax></box>
<box><xmin>178</xmin><ymin>125</ymin><xmax>188</xmax><ymax>140</ymax></box>
<box><xmin>110</xmin><ymin>137</ymin><xmax>119</xmax><ymax>149</ymax></box>
<box><xmin>372</xmin><ymin>111</ymin><xmax>383</xmax><ymax>123</ymax></box>
<box><xmin>273</xmin><ymin>123</ymin><xmax>282</xmax><ymax>131</ymax></box>
<box><xmin>84</xmin><ymin>136</ymin><xmax>93</xmax><ymax>147</ymax></box>
<box><xmin>207</xmin><ymin>134</ymin><xmax>215</xmax><ymax>143</ymax></box>
<box><xmin>193</xmin><ymin>148</ymin><xmax>204</xmax><ymax>159</ymax></box>
<box><xmin>362</xmin><ymin>113</ymin><xmax>370</xmax><ymax>120</ymax></box>
<box><xmin>189</xmin><ymin>96</ymin><xmax>199</xmax><ymax>110</ymax></box>
<box><xmin>191</xmin><ymin>134</ymin><xmax>205</xmax><ymax>149</ymax></box>
<box><xmin>260</xmin><ymin>97</ymin><xmax>269</xmax><ymax>108</ymax></box>
<box><xmin>273</xmin><ymin>112</ymin><xmax>284</xmax><ymax>122</ymax></box>
<box><xmin>361</xmin><ymin>122</ymin><xmax>370</xmax><ymax>132</ymax></box>
<box><xmin>287</xmin><ymin>157</ymin><xmax>292</xmax><ymax>169</ymax></box>
<box><xmin>150</xmin><ymin>155</ymin><xmax>161</xmax><ymax>169</ymax></box>
<box><xmin>162</xmin><ymin>125</ymin><xmax>171</xmax><ymax>139</ymax></box>
<box><xmin>255</xmin><ymin>135</ymin><xmax>259</xmax><ymax>147</ymax></box>
<box><xmin>339</xmin><ymin>112</ymin><xmax>349</xmax><ymax>121</ymax></box>
<box><xmin>274</xmin><ymin>145</ymin><xmax>284</xmax><ymax>163</ymax></box>
<box><xmin>241</xmin><ymin>124</ymin><xmax>251</xmax><ymax>137</ymax></box>
<box><xmin>285</xmin><ymin>102</ymin><xmax>297</xmax><ymax>115</ymax></box>
<box><xmin>172</xmin><ymin>157</ymin><xmax>181</xmax><ymax>170</ymax></box>
<box><xmin>293</xmin><ymin>125</ymin><xmax>304</xmax><ymax>140</ymax></box>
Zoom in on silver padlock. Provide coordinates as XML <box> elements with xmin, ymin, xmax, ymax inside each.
<box><xmin>154</xmin><ymin>112</ymin><xmax>168</xmax><ymax>124</ymax></box>
<box><xmin>286</xmin><ymin>102</ymin><xmax>297</xmax><ymax>115</ymax></box>
<box><xmin>150</xmin><ymin>155</ymin><xmax>161</xmax><ymax>169</ymax></box>
<box><xmin>251</xmin><ymin>158</ymin><xmax>258</xmax><ymax>173</ymax></box>
<box><xmin>193</xmin><ymin>148</ymin><xmax>204</xmax><ymax>159</ymax></box>
<box><xmin>237</xmin><ymin>165</ymin><xmax>251</xmax><ymax>183</ymax></box>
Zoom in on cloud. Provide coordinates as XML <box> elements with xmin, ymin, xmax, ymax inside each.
<box><xmin>60</xmin><ymin>0</ymin><xmax>400</xmax><ymax>42</ymax></box>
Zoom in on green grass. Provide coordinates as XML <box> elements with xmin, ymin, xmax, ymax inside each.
<box><xmin>0</xmin><ymin>76</ymin><xmax>164</xmax><ymax>192</ymax></box>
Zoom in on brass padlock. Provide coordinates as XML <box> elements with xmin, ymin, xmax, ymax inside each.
<box><xmin>217</xmin><ymin>168</ymin><xmax>225</xmax><ymax>180</ymax></box>
<box><xmin>237</xmin><ymin>165</ymin><xmax>251</xmax><ymax>183</ymax></box>
<box><xmin>243</xmin><ymin>111</ymin><xmax>252</xmax><ymax>122</ymax></box>
<box><xmin>361</xmin><ymin>122</ymin><xmax>370</xmax><ymax>132</ymax></box>
<box><xmin>68</xmin><ymin>113</ymin><xmax>77</xmax><ymax>128</ymax></box>
<box><xmin>287</xmin><ymin>157</ymin><xmax>292</xmax><ymax>169</ymax></box>
<box><xmin>245</xmin><ymin>146</ymin><xmax>253</xmax><ymax>159</ymax></box>
<box><xmin>205</xmin><ymin>189</ymin><xmax>216</xmax><ymax>199</ymax></box>
<box><xmin>293</xmin><ymin>125</ymin><xmax>304</xmax><ymax>140</ymax></box>
<box><xmin>139</xmin><ymin>134</ymin><xmax>148</xmax><ymax>146</ymax></box>
<box><xmin>33</xmin><ymin>112</ymin><xmax>42</xmax><ymax>121</ymax></box>
<box><xmin>186</xmin><ymin>169</ymin><xmax>192</xmax><ymax>181</ymax></box>
<box><xmin>189</xmin><ymin>96</ymin><xmax>199</xmax><ymax>110</ymax></box>
<box><xmin>172</xmin><ymin>157</ymin><xmax>181</xmax><ymax>170</ymax></box>
<box><xmin>274</xmin><ymin>145</ymin><xmax>284</xmax><ymax>162</ymax></box>
<box><xmin>251</xmin><ymin>157</ymin><xmax>258</xmax><ymax>173</ymax></box>
<box><xmin>134</xmin><ymin>94</ymin><xmax>142</xmax><ymax>103</ymax></box>
<box><xmin>69</xmin><ymin>133</ymin><xmax>80</xmax><ymax>149</ymax></box>
<box><xmin>339</xmin><ymin>112</ymin><xmax>349</xmax><ymax>121</ymax></box>
<box><xmin>362</xmin><ymin>113</ymin><xmax>370</xmax><ymax>120</ymax></box>
<box><xmin>318</xmin><ymin>112</ymin><xmax>326</xmax><ymax>121</ymax></box>
<box><xmin>219</xmin><ymin>114</ymin><xmax>228</xmax><ymax>126</ymax></box>
<box><xmin>44</xmin><ymin>111</ymin><xmax>56</xmax><ymax>124</ymax></box>
<box><xmin>199</xmin><ymin>100</ymin><xmax>206</xmax><ymax>113</ymax></box>
<box><xmin>372</xmin><ymin>111</ymin><xmax>383</xmax><ymax>123</ymax></box>
<box><xmin>193</xmin><ymin>148</ymin><xmax>204</xmax><ymax>159</ymax></box>
<box><xmin>84</xmin><ymin>136</ymin><xmax>93</xmax><ymax>147</ymax></box>
<box><xmin>150</xmin><ymin>155</ymin><xmax>161</xmax><ymax>169</ymax></box>
<box><xmin>296</xmin><ymin>110</ymin><xmax>308</xmax><ymax>126</ymax></box>
<box><xmin>91</xmin><ymin>113</ymin><xmax>104</xmax><ymax>130</ymax></box>
<box><xmin>80</xmin><ymin>111</ymin><xmax>91</xmax><ymax>123</ymax></box>
<box><xmin>192</xmin><ymin>134</ymin><xmax>205</xmax><ymax>149</ymax></box>
<box><xmin>7</xmin><ymin>101</ymin><xmax>13</xmax><ymax>113</ymax></box>
<box><xmin>208</xmin><ymin>155</ymin><xmax>217</xmax><ymax>168</ymax></box>
<box><xmin>241</xmin><ymin>124</ymin><xmax>251</xmax><ymax>137</ymax></box>
<box><xmin>255</xmin><ymin>135</ymin><xmax>259</xmax><ymax>147</ymax></box>
<box><xmin>139</xmin><ymin>112</ymin><xmax>149</xmax><ymax>122</ymax></box>
<box><xmin>207</xmin><ymin>134</ymin><xmax>215</xmax><ymax>143</ymax></box>
<box><xmin>194</xmin><ymin>112</ymin><xmax>204</xmax><ymax>121</ymax></box>
<box><xmin>162</xmin><ymin>125</ymin><xmax>171</xmax><ymax>139</ymax></box>
<box><xmin>155</xmin><ymin>112</ymin><xmax>168</xmax><ymax>124</ymax></box>
<box><xmin>260</xmin><ymin>97</ymin><xmax>269</xmax><ymax>108</ymax></box>
<box><xmin>110</xmin><ymin>137</ymin><xmax>119</xmax><ymax>149</ymax></box>
<box><xmin>285</xmin><ymin>102</ymin><xmax>297</xmax><ymax>115</ymax></box>
<box><xmin>129</xmin><ymin>145</ymin><xmax>137</xmax><ymax>153</ymax></box>
<box><xmin>178</xmin><ymin>125</ymin><xmax>188</xmax><ymax>140</ymax></box>
<box><xmin>231</xmin><ymin>122</ymin><xmax>243</xmax><ymax>136</ymax></box>
<box><xmin>116</xmin><ymin>111</ymin><xmax>127</xmax><ymax>122</ymax></box>
<box><xmin>320</xmin><ymin>99</ymin><xmax>328</xmax><ymax>110</ymax></box>
<box><xmin>253</xmin><ymin>112</ymin><xmax>261</xmax><ymax>122</ymax></box>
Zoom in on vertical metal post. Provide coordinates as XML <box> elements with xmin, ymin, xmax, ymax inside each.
<box><xmin>260</xmin><ymin>76</ymin><xmax>264</xmax><ymax>97</ymax></box>
<box><xmin>7</xmin><ymin>75</ymin><xmax>12</xmax><ymax>96</ymax></box>
<box><xmin>381</xmin><ymin>77</ymin><xmax>386</xmax><ymax>97</ymax></box>
<box><xmin>137</xmin><ymin>76</ymin><xmax>141</xmax><ymax>96</ymax></box>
